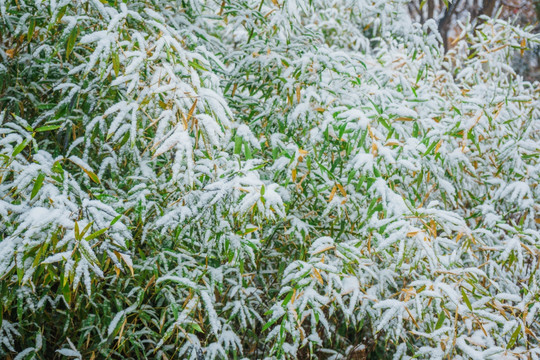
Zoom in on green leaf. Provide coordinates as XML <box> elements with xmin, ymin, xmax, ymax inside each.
<box><xmin>435</xmin><ymin>311</ymin><xmax>446</xmax><ymax>330</ymax></box>
<box><xmin>112</xmin><ymin>52</ymin><xmax>120</xmax><ymax>76</ymax></box>
<box><xmin>17</xmin><ymin>267</ymin><xmax>24</xmax><ymax>284</ymax></box>
<box><xmin>56</xmin><ymin>5</ymin><xmax>68</xmax><ymax>22</ymax></box>
<box><xmin>62</xmin><ymin>283</ymin><xmax>71</xmax><ymax>303</ymax></box>
<box><xmin>191</xmin><ymin>323</ymin><xmax>203</xmax><ymax>333</ymax></box>
<box><xmin>27</xmin><ymin>17</ymin><xmax>36</xmax><ymax>42</ymax></box>
<box><xmin>262</xmin><ymin>314</ymin><xmax>283</xmax><ymax>332</ymax></box>
<box><xmin>35</xmin><ymin>124</ymin><xmax>61</xmax><ymax>132</ymax></box>
<box><xmin>188</xmin><ymin>60</ymin><xmax>207</xmax><ymax>72</ymax></box>
<box><xmin>79</xmin><ymin>242</ymin><xmax>99</xmax><ymax>264</ymax></box>
<box><xmin>366</xmin><ymin>197</ymin><xmax>378</xmax><ymax>218</ymax></box>
<box><xmin>12</xmin><ymin>138</ymin><xmax>31</xmax><ymax>158</ymax></box>
<box><xmin>32</xmin><ymin>246</ymin><xmax>43</xmax><ymax>268</ymax></box>
<box><xmin>80</xmin><ymin>221</ymin><xmax>94</xmax><ymax>239</ymax></box>
<box><xmin>281</xmin><ymin>290</ymin><xmax>294</xmax><ymax>307</ymax></box>
<box><xmin>157</xmin><ymin>323</ymin><xmax>175</xmax><ymax>347</ymax></box>
<box><xmin>75</xmin><ymin>221</ymin><xmax>81</xmax><ymax>240</ymax></box>
<box><xmin>244</xmin><ymin>142</ymin><xmax>252</xmax><ymax>160</ymax></box>
<box><xmin>506</xmin><ymin>323</ymin><xmax>521</xmax><ymax>349</ymax></box>
<box><xmin>85</xmin><ymin>228</ymin><xmax>107</xmax><ymax>242</ymax></box>
<box><xmin>110</xmin><ymin>214</ymin><xmax>122</xmax><ymax>227</ymax></box>
<box><xmin>416</xmin><ymin>65</ymin><xmax>424</xmax><ymax>84</ymax></box>
<box><xmin>412</xmin><ymin>122</ymin><xmax>419</xmax><ymax>137</ymax></box>
<box><xmin>234</xmin><ymin>136</ymin><xmax>242</xmax><ymax>155</ymax></box>
<box><xmin>31</xmin><ymin>173</ymin><xmax>45</xmax><ymax>199</ymax></box>
<box><xmin>66</xmin><ymin>26</ymin><xmax>78</xmax><ymax>60</ymax></box>
<box><xmin>423</xmin><ymin>139</ymin><xmax>438</xmax><ymax>156</ymax></box>
<box><xmin>461</xmin><ymin>288</ymin><xmax>472</xmax><ymax>311</ymax></box>
<box><xmin>17</xmin><ymin>295</ymin><xmax>23</xmax><ymax>321</ymax></box>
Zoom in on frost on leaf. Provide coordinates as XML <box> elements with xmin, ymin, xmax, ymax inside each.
<box><xmin>0</xmin><ymin>0</ymin><xmax>539</xmax><ymax>359</ymax></box>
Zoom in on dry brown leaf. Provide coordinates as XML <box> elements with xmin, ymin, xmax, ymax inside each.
<box><xmin>328</xmin><ymin>185</ymin><xmax>337</xmax><ymax>202</ymax></box>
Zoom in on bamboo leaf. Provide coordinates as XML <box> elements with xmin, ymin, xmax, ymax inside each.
<box><xmin>85</xmin><ymin>228</ymin><xmax>107</xmax><ymax>242</ymax></box>
<box><xmin>461</xmin><ymin>288</ymin><xmax>472</xmax><ymax>311</ymax></box>
<box><xmin>31</xmin><ymin>173</ymin><xmax>45</xmax><ymax>199</ymax></box>
<box><xmin>35</xmin><ymin>124</ymin><xmax>61</xmax><ymax>132</ymax></box>
<box><xmin>27</xmin><ymin>17</ymin><xmax>36</xmax><ymax>42</ymax></box>
<box><xmin>66</xmin><ymin>26</ymin><xmax>78</xmax><ymax>60</ymax></box>
<box><xmin>12</xmin><ymin>138</ymin><xmax>30</xmax><ymax>158</ymax></box>
<box><xmin>435</xmin><ymin>311</ymin><xmax>446</xmax><ymax>330</ymax></box>
<box><xmin>506</xmin><ymin>323</ymin><xmax>521</xmax><ymax>349</ymax></box>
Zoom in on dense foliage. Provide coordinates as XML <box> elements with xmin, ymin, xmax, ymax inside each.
<box><xmin>1</xmin><ymin>0</ymin><xmax>539</xmax><ymax>359</ymax></box>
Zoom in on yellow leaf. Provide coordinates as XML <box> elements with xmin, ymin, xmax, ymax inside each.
<box><xmin>337</xmin><ymin>183</ymin><xmax>346</xmax><ymax>197</ymax></box>
<box><xmin>430</xmin><ymin>219</ymin><xmax>437</xmax><ymax>237</ymax></box>
<box><xmin>83</xmin><ymin>168</ymin><xmax>100</xmax><ymax>184</ymax></box>
<box><xmin>296</xmin><ymin>85</ymin><xmax>301</xmax><ymax>103</ymax></box>
<box><xmin>187</xmin><ymin>98</ymin><xmax>198</xmax><ymax>123</ymax></box>
<box><xmin>404</xmin><ymin>307</ymin><xmax>419</xmax><ymax>329</ymax></box>
<box><xmin>367</xmin><ymin>124</ymin><xmax>374</xmax><ymax>139</ymax></box>
<box><xmin>68</xmin><ymin>158</ymin><xmax>100</xmax><ymax>184</ymax></box>
<box><xmin>488</xmin><ymin>44</ymin><xmax>508</xmax><ymax>53</ymax></box>
<box><xmin>434</xmin><ymin>140</ymin><xmax>443</xmax><ymax>154</ymax></box>
<box><xmin>181</xmin><ymin>112</ymin><xmax>188</xmax><ymax>130</ymax></box>
<box><xmin>291</xmin><ymin>288</ymin><xmax>297</xmax><ymax>304</ymax></box>
<box><xmin>312</xmin><ymin>245</ymin><xmax>335</xmax><ymax>256</ymax></box>
<box><xmin>328</xmin><ymin>185</ymin><xmax>337</xmax><ymax>202</ymax></box>
<box><xmin>520</xmin><ymin>38</ymin><xmax>526</xmax><ymax>57</ymax></box>
<box><xmin>6</xmin><ymin>48</ymin><xmax>16</xmax><ymax>58</ymax></box>
<box><xmin>385</xmin><ymin>140</ymin><xmax>399</xmax><ymax>146</ymax></box>
<box><xmin>371</xmin><ymin>142</ymin><xmax>378</xmax><ymax>156</ymax></box>
<box><xmin>292</xmin><ymin>169</ymin><xmax>297</xmax><ymax>182</ymax></box>
<box><xmin>311</xmin><ymin>267</ymin><xmax>324</xmax><ymax>285</ymax></box>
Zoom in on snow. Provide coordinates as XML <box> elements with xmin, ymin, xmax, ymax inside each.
<box><xmin>1</xmin><ymin>0</ymin><xmax>539</xmax><ymax>359</ymax></box>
